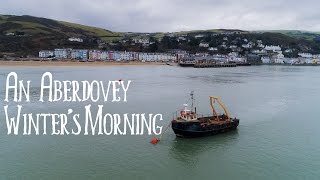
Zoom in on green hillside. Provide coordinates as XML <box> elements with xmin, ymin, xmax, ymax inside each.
<box><xmin>255</xmin><ymin>30</ymin><xmax>320</xmax><ymax>41</ymax></box>
<box><xmin>0</xmin><ymin>15</ymin><xmax>123</xmax><ymax>56</ymax></box>
<box><xmin>1</xmin><ymin>14</ymin><xmax>320</xmax><ymax>57</ymax></box>
<box><xmin>60</xmin><ymin>21</ymin><xmax>123</xmax><ymax>41</ymax></box>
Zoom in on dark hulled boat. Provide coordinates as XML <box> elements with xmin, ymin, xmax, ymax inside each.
<box><xmin>171</xmin><ymin>92</ymin><xmax>239</xmax><ymax>138</ymax></box>
<box><xmin>178</xmin><ymin>56</ymin><xmax>196</xmax><ymax>67</ymax></box>
<box><xmin>178</xmin><ymin>60</ymin><xmax>195</xmax><ymax>67</ymax></box>
<box><xmin>236</xmin><ymin>63</ymin><xmax>251</xmax><ymax>66</ymax></box>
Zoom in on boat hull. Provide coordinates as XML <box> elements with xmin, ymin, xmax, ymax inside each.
<box><xmin>236</xmin><ymin>63</ymin><xmax>251</xmax><ymax>66</ymax></box>
<box><xmin>171</xmin><ymin>118</ymin><xmax>239</xmax><ymax>138</ymax></box>
<box><xmin>178</xmin><ymin>63</ymin><xmax>195</xmax><ymax>67</ymax></box>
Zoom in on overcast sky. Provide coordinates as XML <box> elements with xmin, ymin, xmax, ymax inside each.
<box><xmin>1</xmin><ymin>0</ymin><xmax>320</xmax><ymax>32</ymax></box>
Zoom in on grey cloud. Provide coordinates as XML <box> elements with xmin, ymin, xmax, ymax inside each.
<box><xmin>0</xmin><ymin>0</ymin><xmax>319</xmax><ymax>32</ymax></box>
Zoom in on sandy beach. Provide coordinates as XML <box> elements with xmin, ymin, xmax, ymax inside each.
<box><xmin>0</xmin><ymin>60</ymin><xmax>174</xmax><ymax>67</ymax></box>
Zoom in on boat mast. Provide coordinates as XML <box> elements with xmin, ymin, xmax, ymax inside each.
<box><xmin>190</xmin><ymin>91</ymin><xmax>194</xmax><ymax>112</ymax></box>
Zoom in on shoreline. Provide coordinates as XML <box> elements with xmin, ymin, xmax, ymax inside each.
<box><xmin>0</xmin><ymin>60</ymin><xmax>174</xmax><ymax>67</ymax></box>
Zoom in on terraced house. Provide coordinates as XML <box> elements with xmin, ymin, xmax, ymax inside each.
<box><xmin>39</xmin><ymin>50</ymin><xmax>54</xmax><ymax>58</ymax></box>
<box><xmin>39</xmin><ymin>49</ymin><xmax>178</xmax><ymax>62</ymax></box>
<box><xmin>71</xmin><ymin>49</ymin><xmax>88</xmax><ymax>60</ymax></box>
<box><xmin>54</xmin><ymin>49</ymin><xmax>72</xmax><ymax>59</ymax></box>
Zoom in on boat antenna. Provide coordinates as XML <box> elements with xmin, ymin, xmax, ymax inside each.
<box><xmin>190</xmin><ymin>91</ymin><xmax>194</xmax><ymax>111</ymax></box>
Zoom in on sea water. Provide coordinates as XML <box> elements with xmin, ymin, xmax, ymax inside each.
<box><xmin>0</xmin><ymin>65</ymin><xmax>319</xmax><ymax>179</ymax></box>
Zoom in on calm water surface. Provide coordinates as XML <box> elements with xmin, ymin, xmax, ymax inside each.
<box><xmin>0</xmin><ymin>65</ymin><xmax>319</xmax><ymax>179</ymax></box>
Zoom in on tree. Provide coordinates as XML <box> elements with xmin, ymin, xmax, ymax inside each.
<box><xmin>147</xmin><ymin>42</ymin><xmax>158</xmax><ymax>52</ymax></box>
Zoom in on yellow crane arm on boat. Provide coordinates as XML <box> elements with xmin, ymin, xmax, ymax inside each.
<box><xmin>209</xmin><ymin>96</ymin><xmax>230</xmax><ymax>120</ymax></box>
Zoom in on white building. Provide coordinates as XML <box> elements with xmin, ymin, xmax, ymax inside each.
<box><xmin>313</xmin><ymin>54</ymin><xmax>320</xmax><ymax>58</ymax></box>
<box><xmin>68</xmin><ymin>37</ymin><xmax>83</xmax><ymax>42</ymax></box>
<box><xmin>252</xmin><ymin>49</ymin><xmax>266</xmax><ymax>54</ymax></box>
<box><xmin>261</xmin><ymin>56</ymin><xmax>271</xmax><ymax>63</ymax></box>
<box><xmin>177</xmin><ymin>37</ymin><xmax>187</xmax><ymax>41</ymax></box>
<box><xmin>133</xmin><ymin>38</ymin><xmax>150</xmax><ymax>44</ymax></box>
<box><xmin>71</xmin><ymin>49</ymin><xmax>88</xmax><ymax>60</ymax></box>
<box><xmin>297</xmin><ymin>53</ymin><xmax>317</xmax><ymax>64</ymax></box>
<box><xmin>242</xmin><ymin>44</ymin><xmax>252</xmax><ymax>49</ymax></box>
<box><xmin>298</xmin><ymin>53</ymin><xmax>313</xmax><ymax>58</ymax></box>
<box><xmin>208</xmin><ymin>47</ymin><xmax>218</xmax><ymax>51</ymax></box>
<box><xmin>120</xmin><ymin>51</ymin><xmax>132</xmax><ymax>61</ymax></box>
<box><xmin>220</xmin><ymin>44</ymin><xmax>227</xmax><ymax>49</ymax></box>
<box><xmin>167</xmin><ymin>33</ymin><xmax>175</xmax><ymax>37</ymax></box>
<box><xmin>54</xmin><ymin>49</ymin><xmax>71</xmax><ymax>59</ymax></box>
<box><xmin>101</xmin><ymin>51</ymin><xmax>109</xmax><ymax>60</ymax></box>
<box><xmin>285</xmin><ymin>49</ymin><xmax>293</xmax><ymax>53</ymax></box>
<box><xmin>199</xmin><ymin>43</ymin><xmax>209</xmax><ymax>48</ymax></box>
<box><xmin>227</xmin><ymin>52</ymin><xmax>244</xmax><ymax>62</ymax></box>
<box><xmin>264</xmin><ymin>45</ymin><xmax>281</xmax><ymax>52</ymax></box>
<box><xmin>194</xmin><ymin>34</ymin><xmax>204</xmax><ymax>38</ymax></box>
<box><xmin>274</xmin><ymin>53</ymin><xmax>285</xmax><ymax>64</ymax></box>
<box><xmin>6</xmin><ymin>32</ymin><xmax>15</xmax><ymax>36</ymax></box>
<box><xmin>39</xmin><ymin>50</ymin><xmax>54</xmax><ymax>58</ymax></box>
<box><xmin>137</xmin><ymin>52</ymin><xmax>176</xmax><ymax>62</ymax></box>
<box><xmin>89</xmin><ymin>50</ymin><xmax>102</xmax><ymax>60</ymax></box>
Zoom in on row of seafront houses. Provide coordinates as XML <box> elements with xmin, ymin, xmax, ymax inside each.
<box><xmin>180</xmin><ymin>52</ymin><xmax>247</xmax><ymax>65</ymax></box>
<box><xmin>249</xmin><ymin>45</ymin><xmax>320</xmax><ymax>64</ymax></box>
<box><xmin>39</xmin><ymin>49</ymin><xmax>179</xmax><ymax>62</ymax></box>
<box><xmin>179</xmin><ymin>45</ymin><xmax>320</xmax><ymax>65</ymax></box>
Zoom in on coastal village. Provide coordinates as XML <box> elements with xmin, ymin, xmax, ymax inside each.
<box><xmin>1</xmin><ymin>15</ymin><xmax>320</xmax><ymax>67</ymax></box>
<box><xmin>2</xmin><ymin>23</ymin><xmax>320</xmax><ymax>66</ymax></box>
<box><xmin>36</xmin><ymin>33</ymin><xmax>320</xmax><ymax>66</ymax></box>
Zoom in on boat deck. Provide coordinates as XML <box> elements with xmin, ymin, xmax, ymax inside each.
<box><xmin>175</xmin><ymin>116</ymin><xmax>234</xmax><ymax>125</ymax></box>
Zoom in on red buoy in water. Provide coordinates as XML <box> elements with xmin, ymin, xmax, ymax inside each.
<box><xmin>151</xmin><ymin>138</ymin><xmax>160</xmax><ymax>144</ymax></box>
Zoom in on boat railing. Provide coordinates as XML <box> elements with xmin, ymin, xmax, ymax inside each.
<box><xmin>199</xmin><ymin>113</ymin><xmax>225</xmax><ymax>117</ymax></box>
<box><xmin>172</xmin><ymin>110</ymin><xmax>227</xmax><ymax>120</ymax></box>
<box><xmin>173</xmin><ymin>111</ymin><xmax>223</xmax><ymax>119</ymax></box>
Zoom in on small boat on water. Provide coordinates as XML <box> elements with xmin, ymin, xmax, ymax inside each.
<box><xmin>171</xmin><ymin>92</ymin><xmax>239</xmax><ymax>138</ymax></box>
<box><xmin>178</xmin><ymin>61</ymin><xmax>195</xmax><ymax>67</ymax></box>
<box><xmin>178</xmin><ymin>58</ymin><xmax>196</xmax><ymax>67</ymax></box>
